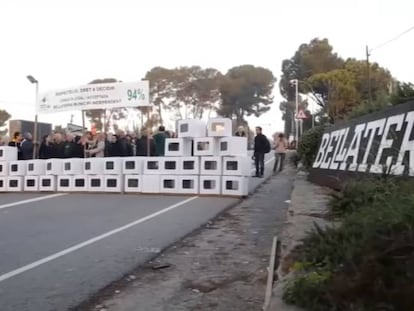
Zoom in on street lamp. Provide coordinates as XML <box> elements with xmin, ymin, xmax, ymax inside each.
<box><xmin>289</xmin><ymin>79</ymin><xmax>299</xmax><ymax>144</ymax></box>
<box><xmin>26</xmin><ymin>75</ymin><xmax>39</xmax><ymax>159</ymax></box>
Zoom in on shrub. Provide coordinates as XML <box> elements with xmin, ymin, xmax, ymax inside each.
<box><xmin>284</xmin><ymin>177</ymin><xmax>414</xmax><ymax>311</ymax></box>
<box><xmin>297</xmin><ymin>125</ymin><xmax>327</xmax><ymax>169</ymax></box>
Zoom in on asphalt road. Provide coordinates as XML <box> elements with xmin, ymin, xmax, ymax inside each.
<box><xmin>0</xmin><ymin>155</ymin><xmax>275</xmax><ymax>311</ymax></box>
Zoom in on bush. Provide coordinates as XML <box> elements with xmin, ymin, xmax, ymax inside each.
<box><xmin>297</xmin><ymin>125</ymin><xmax>327</xmax><ymax>169</ymax></box>
<box><xmin>283</xmin><ymin>177</ymin><xmax>414</xmax><ymax>311</ymax></box>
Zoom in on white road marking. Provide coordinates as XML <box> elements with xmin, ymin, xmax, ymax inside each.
<box><xmin>0</xmin><ymin>193</ymin><xmax>67</xmax><ymax>210</ymax></box>
<box><xmin>284</xmin><ymin>200</ymin><xmax>291</xmax><ymax>204</ymax></box>
<box><xmin>0</xmin><ymin>196</ymin><xmax>198</xmax><ymax>283</ymax></box>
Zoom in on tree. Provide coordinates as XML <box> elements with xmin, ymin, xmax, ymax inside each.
<box><xmin>308</xmin><ymin>69</ymin><xmax>360</xmax><ymax>121</ymax></box>
<box><xmin>279</xmin><ymin>38</ymin><xmax>344</xmax><ymax>102</ymax></box>
<box><xmin>0</xmin><ymin>109</ymin><xmax>11</xmax><ymax>136</ymax></box>
<box><xmin>217</xmin><ymin>65</ymin><xmax>275</xmax><ymax>126</ymax></box>
<box><xmin>390</xmin><ymin>82</ymin><xmax>414</xmax><ymax>105</ymax></box>
<box><xmin>86</xmin><ymin>78</ymin><xmax>127</xmax><ymax>131</ymax></box>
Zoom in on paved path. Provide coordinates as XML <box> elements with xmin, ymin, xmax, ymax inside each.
<box><xmin>0</xmin><ymin>155</ymin><xmax>274</xmax><ymax>311</ymax></box>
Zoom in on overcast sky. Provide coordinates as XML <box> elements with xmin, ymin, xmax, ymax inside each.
<box><xmin>0</xmin><ymin>0</ymin><xmax>413</xmax><ymax>135</ymax></box>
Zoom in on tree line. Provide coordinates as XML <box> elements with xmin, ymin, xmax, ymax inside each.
<box><xmin>279</xmin><ymin>38</ymin><xmax>414</xmax><ymax>135</ymax></box>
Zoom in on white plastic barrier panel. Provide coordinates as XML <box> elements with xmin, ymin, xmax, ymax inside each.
<box><xmin>63</xmin><ymin>159</ymin><xmax>84</xmax><ymax>175</ymax></box>
<box><xmin>200</xmin><ymin>156</ymin><xmax>222</xmax><ymax>176</ymax></box>
<box><xmin>222</xmin><ymin>176</ymin><xmax>249</xmax><ymax>196</ymax></box>
<box><xmin>223</xmin><ymin>156</ymin><xmax>251</xmax><ymax>176</ymax></box>
<box><xmin>0</xmin><ymin>146</ymin><xmax>18</xmax><ymax>161</ymax></box>
<box><xmin>73</xmin><ymin>175</ymin><xmax>88</xmax><ymax>191</ymax></box>
<box><xmin>207</xmin><ymin>118</ymin><xmax>232</xmax><ymax>137</ymax></box>
<box><xmin>123</xmin><ymin>158</ymin><xmax>143</xmax><ymax>175</ymax></box>
<box><xmin>103</xmin><ymin>158</ymin><xmax>123</xmax><ymax>175</ymax></box>
<box><xmin>0</xmin><ymin>162</ymin><xmax>9</xmax><ymax>176</ymax></box>
<box><xmin>219</xmin><ymin>137</ymin><xmax>248</xmax><ymax>156</ymax></box>
<box><xmin>177</xmin><ymin>119</ymin><xmax>206</xmax><ymax>138</ymax></box>
<box><xmin>84</xmin><ymin>158</ymin><xmax>105</xmax><ymax>175</ymax></box>
<box><xmin>199</xmin><ymin>176</ymin><xmax>221</xmax><ymax>195</ymax></box>
<box><xmin>104</xmin><ymin>175</ymin><xmax>123</xmax><ymax>193</ymax></box>
<box><xmin>142</xmin><ymin>175</ymin><xmax>161</xmax><ymax>193</ymax></box>
<box><xmin>39</xmin><ymin>175</ymin><xmax>57</xmax><ymax>192</ymax></box>
<box><xmin>7</xmin><ymin>176</ymin><xmax>23</xmax><ymax>192</ymax></box>
<box><xmin>180</xmin><ymin>157</ymin><xmax>200</xmax><ymax>175</ymax></box>
<box><xmin>179</xmin><ymin>176</ymin><xmax>199</xmax><ymax>194</ymax></box>
<box><xmin>26</xmin><ymin>160</ymin><xmax>46</xmax><ymax>176</ymax></box>
<box><xmin>9</xmin><ymin>161</ymin><xmax>27</xmax><ymax>176</ymax></box>
<box><xmin>24</xmin><ymin>176</ymin><xmax>39</xmax><ymax>192</ymax></box>
<box><xmin>88</xmin><ymin>175</ymin><xmax>105</xmax><ymax>192</ymax></box>
<box><xmin>160</xmin><ymin>176</ymin><xmax>179</xmax><ymax>194</ymax></box>
<box><xmin>163</xmin><ymin>158</ymin><xmax>180</xmax><ymax>175</ymax></box>
<box><xmin>194</xmin><ymin>137</ymin><xmax>219</xmax><ymax>156</ymax></box>
<box><xmin>124</xmin><ymin>175</ymin><xmax>142</xmax><ymax>193</ymax></box>
<box><xmin>164</xmin><ymin>138</ymin><xmax>192</xmax><ymax>157</ymax></box>
<box><xmin>0</xmin><ymin>177</ymin><xmax>6</xmax><ymax>192</ymax></box>
<box><xmin>46</xmin><ymin>159</ymin><xmax>64</xmax><ymax>175</ymax></box>
<box><xmin>57</xmin><ymin>175</ymin><xmax>74</xmax><ymax>192</ymax></box>
<box><xmin>143</xmin><ymin>158</ymin><xmax>164</xmax><ymax>175</ymax></box>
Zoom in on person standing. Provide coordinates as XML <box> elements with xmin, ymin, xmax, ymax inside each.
<box><xmin>136</xmin><ymin>128</ymin><xmax>156</xmax><ymax>156</ymax></box>
<box><xmin>235</xmin><ymin>126</ymin><xmax>246</xmax><ymax>137</ymax></box>
<box><xmin>253</xmin><ymin>126</ymin><xmax>270</xmax><ymax>178</ymax></box>
<box><xmin>20</xmin><ymin>132</ymin><xmax>34</xmax><ymax>160</ymax></box>
<box><xmin>273</xmin><ymin>133</ymin><xmax>288</xmax><ymax>173</ymax></box>
<box><xmin>153</xmin><ymin>126</ymin><xmax>168</xmax><ymax>156</ymax></box>
<box><xmin>85</xmin><ymin>133</ymin><xmax>105</xmax><ymax>157</ymax></box>
<box><xmin>8</xmin><ymin>131</ymin><xmax>23</xmax><ymax>159</ymax></box>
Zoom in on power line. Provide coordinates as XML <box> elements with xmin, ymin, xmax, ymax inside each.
<box><xmin>370</xmin><ymin>25</ymin><xmax>414</xmax><ymax>52</ymax></box>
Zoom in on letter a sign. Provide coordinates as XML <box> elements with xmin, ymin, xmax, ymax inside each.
<box><xmin>296</xmin><ymin>109</ymin><xmax>307</xmax><ymax>119</ymax></box>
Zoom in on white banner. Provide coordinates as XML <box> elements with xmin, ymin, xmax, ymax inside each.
<box><xmin>36</xmin><ymin>81</ymin><xmax>150</xmax><ymax>113</ymax></box>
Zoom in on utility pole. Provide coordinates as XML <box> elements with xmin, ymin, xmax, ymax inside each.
<box><xmin>366</xmin><ymin>45</ymin><xmax>372</xmax><ymax>104</ymax></box>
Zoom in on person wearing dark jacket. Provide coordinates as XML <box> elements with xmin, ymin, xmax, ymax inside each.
<box><xmin>20</xmin><ymin>132</ymin><xmax>34</xmax><ymax>160</ymax></box>
<box><xmin>51</xmin><ymin>133</ymin><xmax>66</xmax><ymax>158</ymax></box>
<box><xmin>8</xmin><ymin>131</ymin><xmax>23</xmax><ymax>159</ymax></box>
<box><xmin>253</xmin><ymin>126</ymin><xmax>269</xmax><ymax>178</ymax></box>
<box><xmin>39</xmin><ymin>135</ymin><xmax>53</xmax><ymax>159</ymax></box>
<box><xmin>115</xmin><ymin>130</ymin><xmax>133</xmax><ymax>157</ymax></box>
<box><xmin>136</xmin><ymin>129</ymin><xmax>156</xmax><ymax>156</ymax></box>
<box><xmin>153</xmin><ymin>126</ymin><xmax>167</xmax><ymax>156</ymax></box>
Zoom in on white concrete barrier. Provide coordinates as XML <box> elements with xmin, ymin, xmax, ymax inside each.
<box><xmin>163</xmin><ymin>158</ymin><xmax>180</xmax><ymax>175</ymax></box>
<box><xmin>0</xmin><ymin>177</ymin><xmax>6</xmax><ymax>192</ymax></box>
<box><xmin>57</xmin><ymin>175</ymin><xmax>74</xmax><ymax>192</ymax></box>
<box><xmin>143</xmin><ymin>158</ymin><xmax>164</xmax><ymax>175</ymax></box>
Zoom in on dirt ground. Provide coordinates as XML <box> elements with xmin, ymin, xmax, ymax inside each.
<box><xmin>74</xmin><ymin>167</ymin><xmax>295</xmax><ymax>311</ymax></box>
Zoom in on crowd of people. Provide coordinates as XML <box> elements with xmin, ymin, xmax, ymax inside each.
<box><xmin>0</xmin><ymin>126</ymin><xmax>175</xmax><ymax>160</ymax></box>
<box><xmin>1</xmin><ymin>124</ymin><xmax>289</xmax><ymax>178</ymax></box>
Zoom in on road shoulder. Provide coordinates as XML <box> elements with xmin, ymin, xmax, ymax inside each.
<box><xmin>76</xmin><ymin>166</ymin><xmax>296</xmax><ymax>311</ymax></box>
